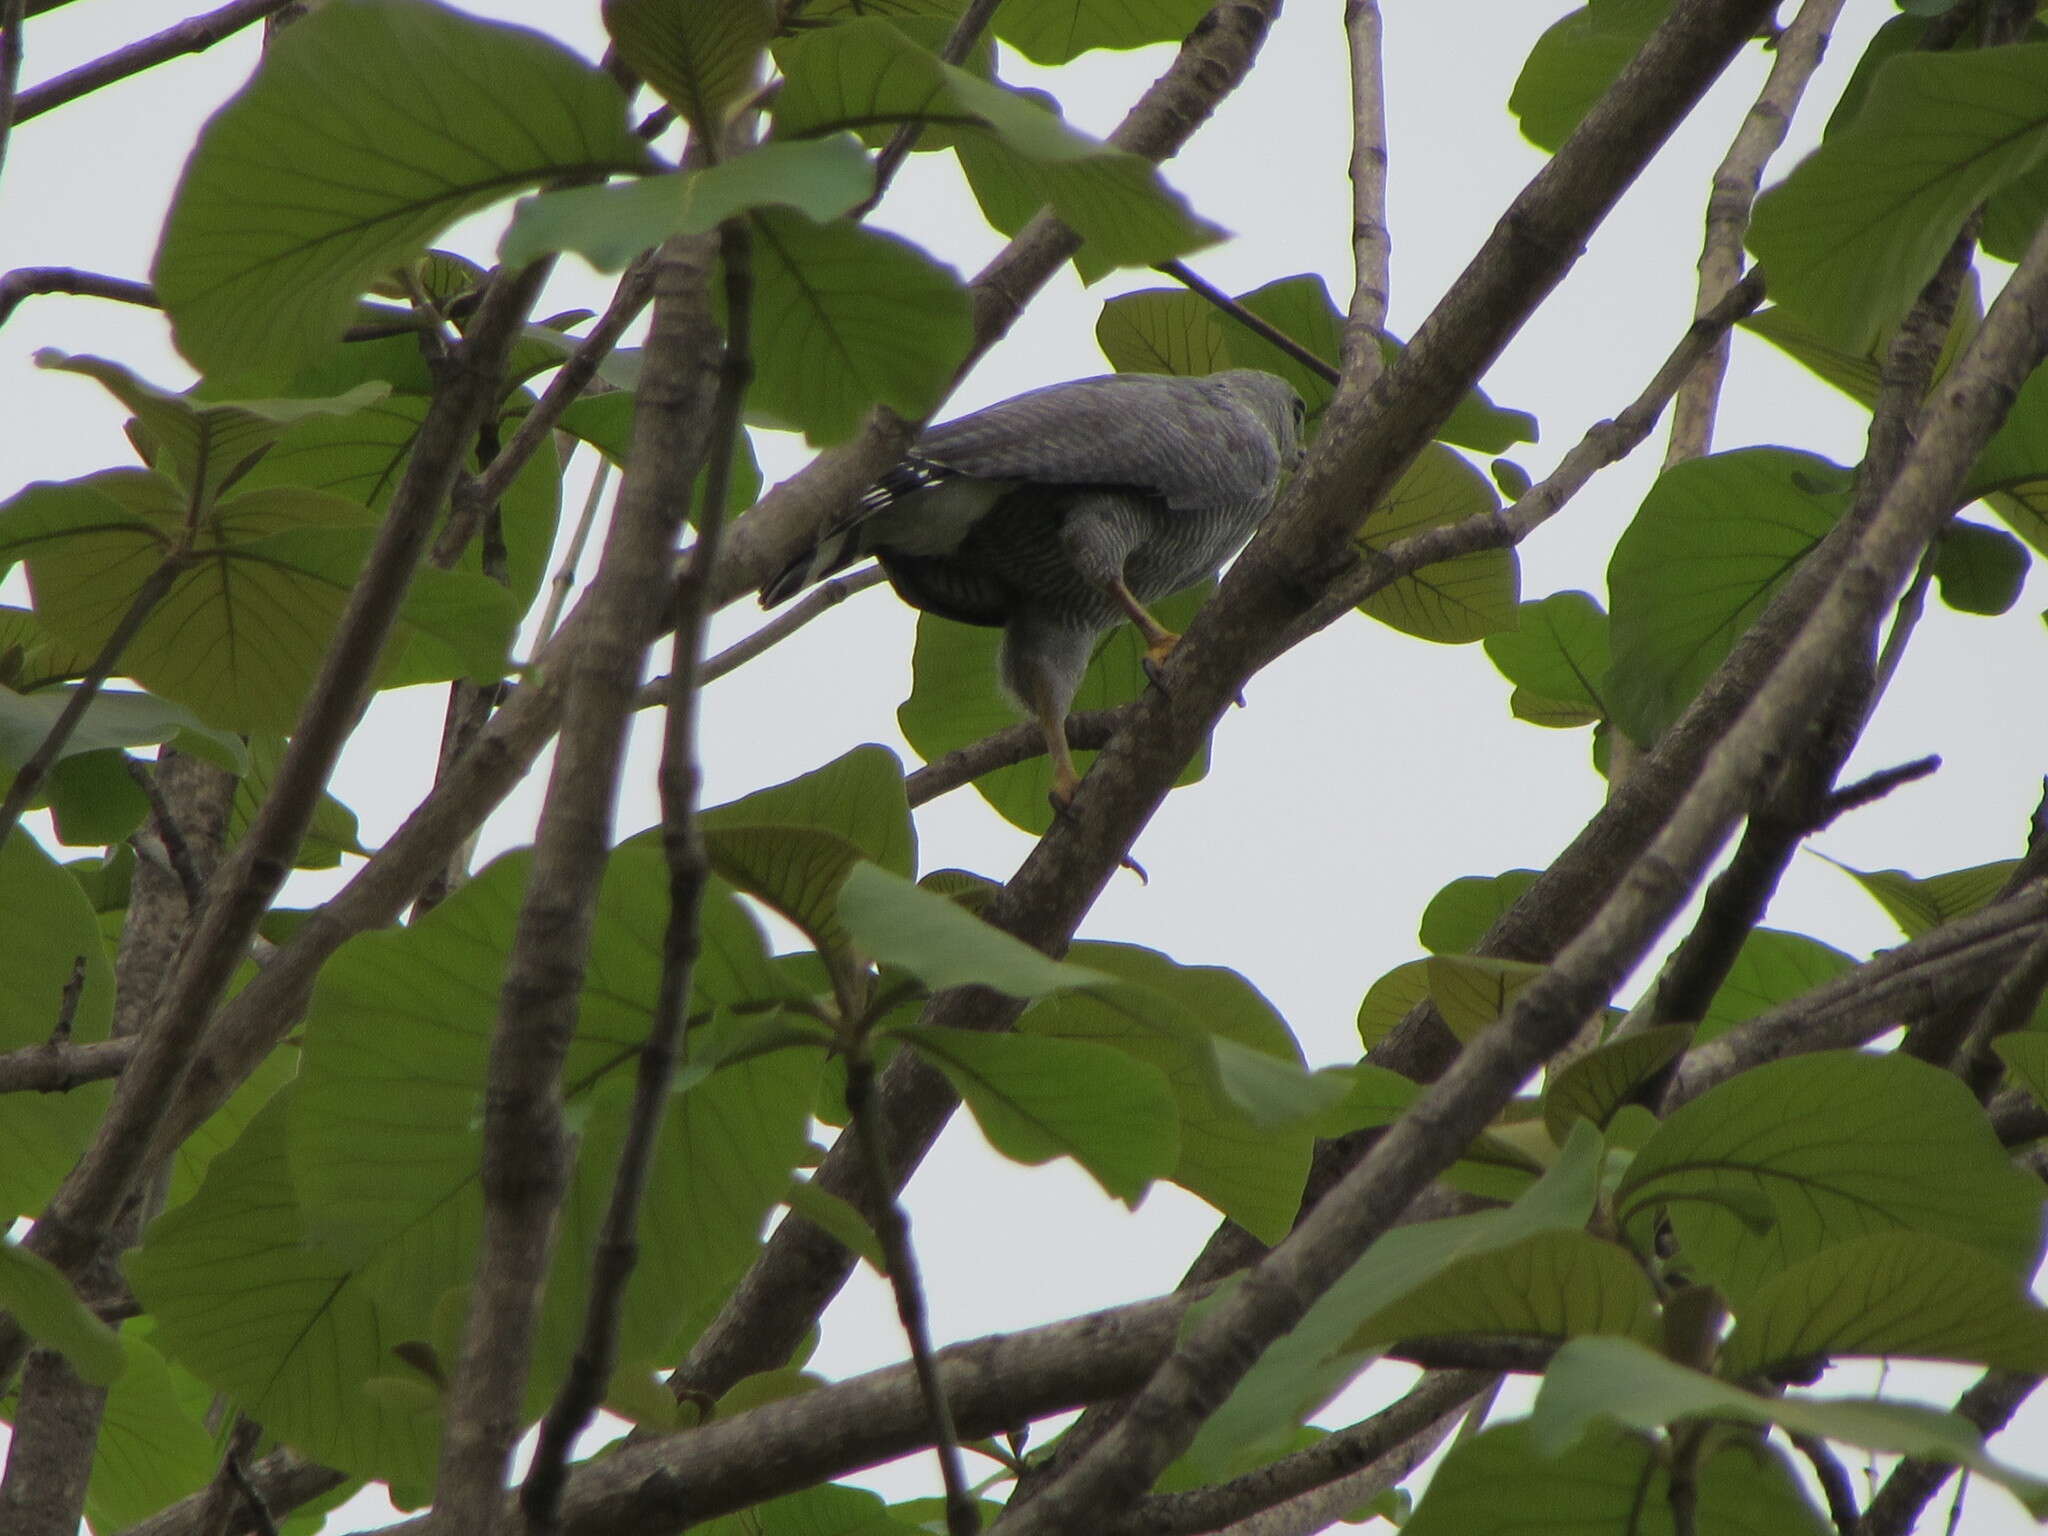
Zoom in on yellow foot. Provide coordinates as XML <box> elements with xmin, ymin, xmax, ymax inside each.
<box><xmin>1141</xmin><ymin>630</ymin><xmax>1181</xmax><ymax>689</ymax></box>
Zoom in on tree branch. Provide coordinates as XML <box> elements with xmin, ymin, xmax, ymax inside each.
<box><xmin>8</xmin><ymin>0</ymin><xmax>295</xmax><ymax>126</ymax></box>
<box><xmin>520</xmin><ymin>221</ymin><xmax>750</xmax><ymax>1534</ymax></box>
<box><xmin>1664</xmin><ymin>0</ymin><xmax>1844</xmax><ymax>463</ymax></box>
<box><xmin>0</xmin><ymin>0</ymin><xmax>26</xmax><ymax>185</ymax></box>
<box><xmin>431</xmin><ymin>237</ymin><xmax>722</xmax><ymax>1527</ymax></box>
<box><xmin>1341</xmin><ymin>0</ymin><xmax>1391</xmax><ymax>372</ymax></box>
<box><xmin>1857</xmin><ymin>1370</ymin><xmax>2039</xmax><ymax>1536</ymax></box>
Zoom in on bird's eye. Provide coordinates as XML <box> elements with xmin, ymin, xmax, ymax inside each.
<box><xmin>1292</xmin><ymin>399</ymin><xmax>1306</xmax><ymax>430</ymax></box>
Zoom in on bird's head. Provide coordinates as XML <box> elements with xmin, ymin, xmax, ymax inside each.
<box><xmin>1215</xmin><ymin>369</ymin><xmax>1308</xmax><ymax>473</ymax></box>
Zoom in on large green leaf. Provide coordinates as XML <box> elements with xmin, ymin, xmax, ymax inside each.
<box><xmin>1357</xmin><ymin>444</ymin><xmax>1520</xmax><ymax>643</ymax></box>
<box><xmin>125</xmin><ymin>1095</ymin><xmax>442</xmax><ymax>1489</ymax></box>
<box><xmin>896</xmin><ymin>582</ymin><xmax>1211</xmax><ymax>834</ymax></box>
<box><xmin>0</xmin><ymin>685</ymin><xmax>244</xmax><ymax>776</ymax></box>
<box><xmin>500</xmin><ymin>137</ymin><xmax>876</xmax><ymax>272</ymax></box>
<box><xmin>35</xmin><ymin>350</ymin><xmax>389</xmax><ymax>504</ymax></box>
<box><xmin>1174</xmin><ymin>1122</ymin><xmax>1604</xmax><ymax>1483</ymax></box>
<box><xmin>290</xmin><ymin>847</ymin><xmax>783</xmax><ymax>1261</ymax></box>
<box><xmin>700</xmin><ymin>743</ymin><xmax>915</xmax><ymax>878</ymax></box>
<box><xmin>1484</xmin><ymin>589</ymin><xmax>1611</xmax><ymax>728</ymax></box>
<box><xmin>1418</xmin><ymin>868</ymin><xmax>1541</xmax><ymax>955</ymax></box>
<box><xmin>745</xmin><ymin>208</ymin><xmax>970</xmax><ymax>444</ymax></box>
<box><xmin>0</xmin><ymin>1237</ymin><xmax>125</xmax><ymax>1386</ymax></box>
<box><xmin>153</xmin><ymin>0</ymin><xmax>650</xmax><ymax>389</ymax></box>
<box><xmin>85</xmin><ymin>1331</ymin><xmax>217</xmax><ymax>1532</ymax></box>
<box><xmin>1542</xmin><ymin>1023</ymin><xmax>1692</xmax><ymax>1141</ymax></box>
<box><xmin>1532</xmin><ymin>1335</ymin><xmax>2048</xmax><ymax>1515</ymax></box>
<box><xmin>1695</xmin><ymin>928</ymin><xmax>1856</xmax><ymax>1042</ymax></box>
<box><xmin>602</xmin><ymin>0</ymin><xmax>774</xmax><ymax>133</ymax></box>
<box><xmin>837</xmin><ymin>861</ymin><xmax>1104</xmax><ymax>997</ymax></box>
<box><xmin>1605</xmin><ymin>448</ymin><xmax>1851</xmax><ymax>746</ymax></box>
<box><xmin>1405</xmin><ymin>1420</ymin><xmax>1829</xmax><ymax>1536</ymax></box>
<box><xmin>1931</xmin><ymin>517</ymin><xmax>2030</xmax><ymax>614</ymax></box>
<box><xmin>229</xmin><ymin>736</ymin><xmax>368</xmax><ymax>871</ymax></box>
<box><xmin>1354</xmin><ymin>957</ymin><xmax>1430</xmax><ymax>1050</ymax></box>
<box><xmin>1</xmin><ymin>474</ymin><xmax>517</xmax><ymax>731</ymax></box>
<box><xmin>1748</xmin><ymin>44</ymin><xmax>2048</xmax><ymax>353</ymax></box>
<box><xmin>1508</xmin><ymin>0</ymin><xmax>1672</xmax><ymax>153</ymax></box>
<box><xmin>1348</xmin><ymin>1228</ymin><xmax>1660</xmax><ymax>1351</ymax></box>
<box><xmin>775</xmin><ymin>21</ymin><xmax>1219</xmax><ymax>276</ymax></box>
<box><xmin>1720</xmin><ymin>1231</ymin><xmax>2048</xmax><ymax>1380</ymax></box>
<box><xmin>1020</xmin><ymin>942</ymin><xmax>1312</xmax><ymax>1244</ymax></box>
<box><xmin>1425</xmin><ymin>953</ymin><xmax>1547</xmax><ymax>1043</ymax></box>
<box><xmin>0</xmin><ymin>835</ymin><xmax>116</xmax><ymax>1223</ymax></box>
<box><xmin>992</xmin><ymin>0</ymin><xmax>1212</xmax><ymax>64</ymax></box>
<box><xmin>1615</xmin><ymin>1052</ymin><xmax>2043</xmax><ymax>1304</ymax></box>
<box><xmin>891</xmin><ymin>1023</ymin><xmax>1178</xmax><ymax>1202</ymax></box>
<box><xmin>695</xmin><ymin>1481</ymin><xmax>928</xmax><ymax>1536</ymax></box>
<box><xmin>1825</xmin><ymin>856</ymin><xmax>2017</xmax><ymax>939</ymax></box>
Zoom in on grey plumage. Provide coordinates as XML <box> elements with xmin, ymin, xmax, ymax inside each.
<box><xmin>761</xmin><ymin>368</ymin><xmax>1307</xmax><ymax>802</ymax></box>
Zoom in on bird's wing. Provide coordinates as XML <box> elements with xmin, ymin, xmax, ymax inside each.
<box><xmin>916</xmin><ymin>374</ymin><xmax>1283</xmax><ymax>512</ymax></box>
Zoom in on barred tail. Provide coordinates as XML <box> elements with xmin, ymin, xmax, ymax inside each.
<box><xmin>759</xmin><ymin>526</ymin><xmax>866</xmax><ymax>607</ymax></box>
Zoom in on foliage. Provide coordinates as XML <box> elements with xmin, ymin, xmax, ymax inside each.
<box><xmin>2</xmin><ymin>2</ymin><xmax>2047</xmax><ymax>1536</ymax></box>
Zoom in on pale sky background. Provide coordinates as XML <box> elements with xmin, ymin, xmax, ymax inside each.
<box><xmin>5</xmin><ymin>1</ymin><xmax>2048</xmax><ymax>1531</ymax></box>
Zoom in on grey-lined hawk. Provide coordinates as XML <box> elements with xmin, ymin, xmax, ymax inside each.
<box><xmin>761</xmin><ymin>369</ymin><xmax>1307</xmax><ymax>804</ymax></box>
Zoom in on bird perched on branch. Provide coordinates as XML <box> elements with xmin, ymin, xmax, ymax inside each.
<box><xmin>761</xmin><ymin>369</ymin><xmax>1307</xmax><ymax>806</ymax></box>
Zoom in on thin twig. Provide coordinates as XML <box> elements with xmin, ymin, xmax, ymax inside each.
<box><xmin>1858</xmin><ymin>1371</ymin><xmax>2039</xmax><ymax>1536</ymax></box>
<box><xmin>521</xmin><ymin>221</ymin><xmax>754</xmax><ymax>1534</ymax></box>
<box><xmin>0</xmin><ymin>557</ymin><xmax>185</xmax><ymax>849</ymax></box>
<box><xmin>1788</xmin><ymin>1430</ymin><xmax>1860</xmax><ymax>1536</ymax></box>
<box><xmin>124</xmin><ymin>758</ymin><xmax>208</xmax><ymax>911</ymax></box>
<box><xmin>634</xmin><ymin>564</ymin><xmax>888</xmax><ymax>705</ymax></box>
<box><xmin>1815</xmin><ymin>754</ymin><xmax>1940</xmax><ymax>825</ymax></box>
<box><xmin>1341</xmin><ymin>0</ymin><xmax>1391</xmax><ymax>375</ymax></box>
<box><xmin>1157</xmin><ymin>258</ymin><xmax>1339</xmax><ymax>385</ymax></box>
<box><xmin>536</xmin><ymin>457</ymin><xmax>612</xmax><ymax>649</ymax></box>
<box><xmin>0</xmin><ymin>267</ymin><xmax>156</xmax><ymax>330</ymax></box>
<box><xmin>0</xmin><ymin>0</ymin><xmax>27</xmax><ymax>184</ymax></box>
<box><xmin>1664</xmin><ymin>0</ymin><xmax>1845</xmax><ymax>464</ymax></box>
<box><xmin>49</xmin><ymin>957</ymin><xmax>85</xmax><ymax>1045</ymax></box>
<box><xmin>10</xmin><ymin>0</ymin><xmax>295</xmax><ymax>126</ymax></box>
<box><xmin>1873</xmin><ymin>546</ymin><xmax>1934</xmax><ymax>697</ymax></box>
<box><xmin>847</xmin><ymin>1053</ymin><xmax>980</xmax><ymax>1535</ymax></box>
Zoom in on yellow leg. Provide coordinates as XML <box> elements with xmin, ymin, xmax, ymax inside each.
<box><xmin>1107</xmin><ymin>576</ymin><xmax>1180</xmax><ymax>679</ymax></box>
<box><xmin>1029</xmin><ymin>680</ymin><xmax>1083</xmax><ymax>809</ymax></box>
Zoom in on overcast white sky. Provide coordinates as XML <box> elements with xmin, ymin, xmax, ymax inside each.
<box><xmin>6</xmin><ymin>1</ymin><xmax>2048</xmax><ymax>1531</ymax></box>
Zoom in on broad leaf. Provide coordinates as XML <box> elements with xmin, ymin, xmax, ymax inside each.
<box><xmin>1509</xmin><ymin>0</ymin><xmax>1672</xmax><ymax>153</ymax></box>
<box><xmin>0</xmin><ymin>835</ymin><xmax>116</xmax><ymax>1223</ymax></box>
<box><xmin>1419</xmin><ymin>868</ymin><xmax>1542</xmax><ymax>956</ymax></box>
<box><xmin>1826</xmin><ymin>856</ymin><xmax>2017</xmax><ymax>939</ymax></box>
<box><xmin>1357</xmin><ymin>444</ymin><xmax>1519</xmax><ymax>643</ymax></box>
<box><xmin>1606</xmin><ymin>448</ymin><xmax>1851</xmax><ymax>745</ymax></box>
<box><xmin>1348</xmin><ymin>1228</ymin><xmax>1660</xmax><ymax>1351</ymax></box>
<box><xmin>0</xmin><ymin>1237</ymin><xmax>125</xmax><ymax>1386</ymax></box>
<box><xmin>1615</xmin><ymin>1051</ymin><xmax>2043</xmax><ymax>1304</ymax></box>
<box><xmin>1533</xmin><ymin>1335</ymin><xmax>2048</xmax><ymax>1514</ymax></box>
<box><xmin>1484</xmin><ymin>590</ymin><xmax>1611</xmax><ymax>728</ymax></box>
<box><xmin>1720</xmin><ymin>1231</ymin><xmax>2048</xmax><ymax>1379</ymax></box>
<box><xmin>35</xmin><ymin>350</ymin><xmax>389</xmax><ymax>504</ymax></box>
<box><xmin>837</xmin><ymin>861</ymin><xmax>1105</xmax><ymax>997</ymax></box>
<box><xmin>1425</xmin><ymin>953</ymin><xmax>1547</xmax><ymax>1042</ymax></box>
<box><xmin>602</xmin><ymin>0</ymin><xmax>774</xmax><ymax>133</ymax></box>
<box><xmin>1405</xmin><ymin>1420</ymin><xmax>1829</xmax><ymax>1536</ymax></box>
<box><xmin>1355</xmin><ymin>957</ymin><xmax>1430</xmax><ymax>1050</ymax></box>
<box><xmin>0</xmin><ymin>685</ymin><xmax>244</xmax><ymax>776</ymax></box>
<box><xmin>500</xmin><ymin>137</ymin><xmax>875</xmax><ymax>272</ymax></box>
<box><xmin>1748</xmin><ymin>44</ymin><xmax>2048</xmax><ymax>353</ymax></box>
<box><xmin>745</xmin><ymin>208</ymin><xmax>970</xmax><ymax>444</ymax></box>
<box><xmin>1020</xmin><ymin>941</ymin><xmax>1312</xmax><ymax>1243</ymax></box>
<box><xmin>1542</xmin><ymin>1023</ymin><xmax>1691</xmax><ymax>1141</ymax></box>
<box><xmin>153</xmin><ymin>0</ymin><xmax>650</xmax><ymax>388</ymax></box>
<box><xmin>1175</xmin><ymin>1122</ymin><xmax>1603</xmax><ymax>1482</ymax></box>
<box><xmin>993</xmin><ymin>0</ymin><xmax>1213</xmax><ymax>64</ymax></box>
<box><xmin>1932</xmin><ymin>518</ymin><xmax>2029</xmax><ymax>615</ymax></box>
<box><xmin>700</xmin><ymin>743</ymin><xmax>915</xmax><ymax>878</ymax></box>
<box><xmin>892</xmin><ymin>1023</ymin><xmax>1178</xmax><ymax>1202</ymax></box>
<box><xmin>1696</xmin><ymin>928</ymin><xmax>1856</xmax><ymax>1042</ymax></box>
<box><xmin>85</xmin><ymin>1331</ymin><xmax>217</xmax><ymax>1532</ymax></box>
